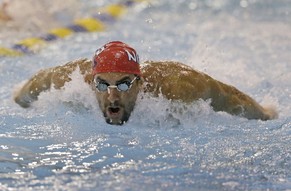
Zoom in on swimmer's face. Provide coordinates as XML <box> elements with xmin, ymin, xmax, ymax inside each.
<box><xmin>93</xmin><ymin>73</ymin><xmax>141</xmax><ymax>125</ymax></box>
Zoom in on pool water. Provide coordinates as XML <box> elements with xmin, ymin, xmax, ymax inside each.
<box><xmin>0</xmin><ymin>0</ymin><xmax>290</xmax><ymax>190</ymax></box>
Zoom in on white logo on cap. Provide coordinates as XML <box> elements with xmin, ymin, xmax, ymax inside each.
<box><xmin>125</xmin><ymin>50</ymin><xmax>139</xmax><ymax>64</ymax></box>
<box><xmin>95</xmin><ymin>46</ymin><xmax>105</xmax><ymax>56</ymax></box>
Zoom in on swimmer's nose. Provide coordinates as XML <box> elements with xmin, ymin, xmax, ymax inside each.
<box><xmin>107</xmin><ymin>87</ymin><xmax>120</xmax><ymax>103</ymax></box>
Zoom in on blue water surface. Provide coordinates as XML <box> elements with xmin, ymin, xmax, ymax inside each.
<box><xmin>0</xmin><ymin>0</ymin><xmax>290</xmax><ymax>190</ymax></box>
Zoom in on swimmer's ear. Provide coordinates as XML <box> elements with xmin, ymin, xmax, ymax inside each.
<box><xmin>136</xmin><ymin>75</ymin><xmax>144</xmax><ymax>86</ymax></box>
<box><xmin>91</xmin><ymin>77</ymin><xmax>97</xmax><ymax>91</ymax></box>
<box><xmin>91</xmin><ymin>83</ymin><xmax>95</xmax><ymax>91</ymax></box>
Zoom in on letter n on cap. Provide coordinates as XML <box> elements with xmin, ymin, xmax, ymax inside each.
<box><xmin>125</xmin><ymin>50</ymin><xmax>139</xmax><ymax>64</ymax></box>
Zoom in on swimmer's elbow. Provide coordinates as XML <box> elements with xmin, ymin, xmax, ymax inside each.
<box><xmin>262</xmin><ymin>105</ymin><xmax>278</xmax><ymax>120</ymax></box>
<box><xmin>14</xmin><ymin>95</ymin><xmax>32</xmax><ymax>108</ymax></box>
<box><xmin>243</xmin><ymin>105</ymin><xmax>278</xmax><ymax>121</ymax></box>
<box><xmin>13</xmin><ymin>89</ymin><xmax>37</xmax><ymax>108</ymax></box>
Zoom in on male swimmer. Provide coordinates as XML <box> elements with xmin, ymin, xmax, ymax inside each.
<box><xmin>14</xmin><ymin>41</ymin><xmax>277</xmax><ymax>125</ymax></box>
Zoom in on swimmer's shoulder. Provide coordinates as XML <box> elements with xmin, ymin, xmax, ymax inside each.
<box><xmin>141</xmin><ymin>60</ymin><xmax>199</xmax><ymax>79</ymax></box>
<box><xmin>52</xmin><ymin>58</ymin><xmax>93</xmax><ymax>85</ymax></box>
<box><xmin>141</xmin><ymin>61</ymin><xmax>210</xmax><ymax>102</ymax></box>
<box><xmin>59</xmin><ymin>58</ymin><xmax>92</xmax><ymax>74</ymax></box>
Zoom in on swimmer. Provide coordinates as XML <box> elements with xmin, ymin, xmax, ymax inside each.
<box><xmin>14</xmin><ymin>41</ymin><xmax>278</xmax><ymax>125</ymax></box>
<box><xmin>0</xmin><ymin>2</ymin><xmax>11</xmax><ymax>21</ymax></box>
<box><xmin>0</xmin><ymin>0</ymin><xmax>80</xmax><ymax>32</ymax></box>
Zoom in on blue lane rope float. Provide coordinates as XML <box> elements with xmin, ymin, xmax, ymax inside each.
<box><xmin>0</xmin><ymin>0</ymin><xmax>146</xmax><ymax>57</ymax></box>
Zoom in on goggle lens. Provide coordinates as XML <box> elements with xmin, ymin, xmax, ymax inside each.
<box><xmin>95</xmin><ymin>77</ymin><xmax>139</xmax><ymax>92</ymax></box>
<box><xmin>96</xmin><ymin>82</ymin><xmax>109</xmax><ymax>91</ymax></box>
<box><xmin>117</xmin><ymin>82</ymin><xmax>130</xmax><ymax>91</ymax></box>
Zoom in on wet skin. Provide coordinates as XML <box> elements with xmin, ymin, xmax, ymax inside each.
<box><xmin>93</xmin><ymin>73</ymin><xmax>142</xmax><ymax>125</ymax></box>
<box><xmin>13</xmin><ymin>59</ymin><xmax>277</xmax><ymax>123</ymax></box>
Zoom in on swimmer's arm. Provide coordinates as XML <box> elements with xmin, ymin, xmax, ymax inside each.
<box><xmin>209</xmin><ymin>80</ymin><xmax>278</xmax><ymax>120</ymax></box>
<box><xmin>14</xmin><ymin>68</ymin><xmax>54</xmax><ymax>108</ymax></box>
<box><xmin>14</xmin><ymin>58</ymin><xmax>92</xmax><ymax>108</ymax></box>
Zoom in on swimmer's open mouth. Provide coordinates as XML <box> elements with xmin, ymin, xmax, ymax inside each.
<box><xmin>105</xmin><ymin>106</ymin><xmax>128</xmax><ymax>125</ymax></box>
<box><xmin>109</xmin><ymin>107</ymin><xmax>120</xmax><ymax>114</ymax></box>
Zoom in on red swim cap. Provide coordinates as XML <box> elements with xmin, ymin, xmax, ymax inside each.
<box><xmin>92</xmin><ymin>41</ymin><xmax>141</xmax><ymax>76</ymax></box>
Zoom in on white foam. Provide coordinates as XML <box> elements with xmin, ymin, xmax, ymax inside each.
<box><xmin>130</xmin><ymin>93</ymin><xmax>215</xmax><ymax>128</ymax></box>
<box><xmin>34</xmin><ymin>67</ymin><xmax>98</xmax><ymax>112</ymax></box>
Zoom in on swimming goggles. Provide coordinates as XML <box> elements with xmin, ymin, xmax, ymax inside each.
<box><xmin>94</xmin><ymin>76</ymin><xmax>139</xmax><ymax>92</ymax></box>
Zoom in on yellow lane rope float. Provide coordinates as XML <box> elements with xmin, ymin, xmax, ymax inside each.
<box><xmin>0</xmin><ymin>0</ymin><xmax>146</xmax><ymax>57</ymax></box>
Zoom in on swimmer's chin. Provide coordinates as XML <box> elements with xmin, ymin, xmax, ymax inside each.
<box><xmin>105</xmin><ymin>118</ymin><xmax>126</xmax><ymax>125</ymax></box>
<box><xmin>104</xmin><ymin>113</ymin><xmax>129</xmax><ymax>125</ymax></box>
<box><xmin>103</xmin><ymin>107</ymin><xmax>131</xmax><ymax>125</ymax></box>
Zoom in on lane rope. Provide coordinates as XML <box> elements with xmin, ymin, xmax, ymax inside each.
<box><xmin>0</xmin><ymin>0</ymin><xmax>147</xmax><ymax>57</ymax></box>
